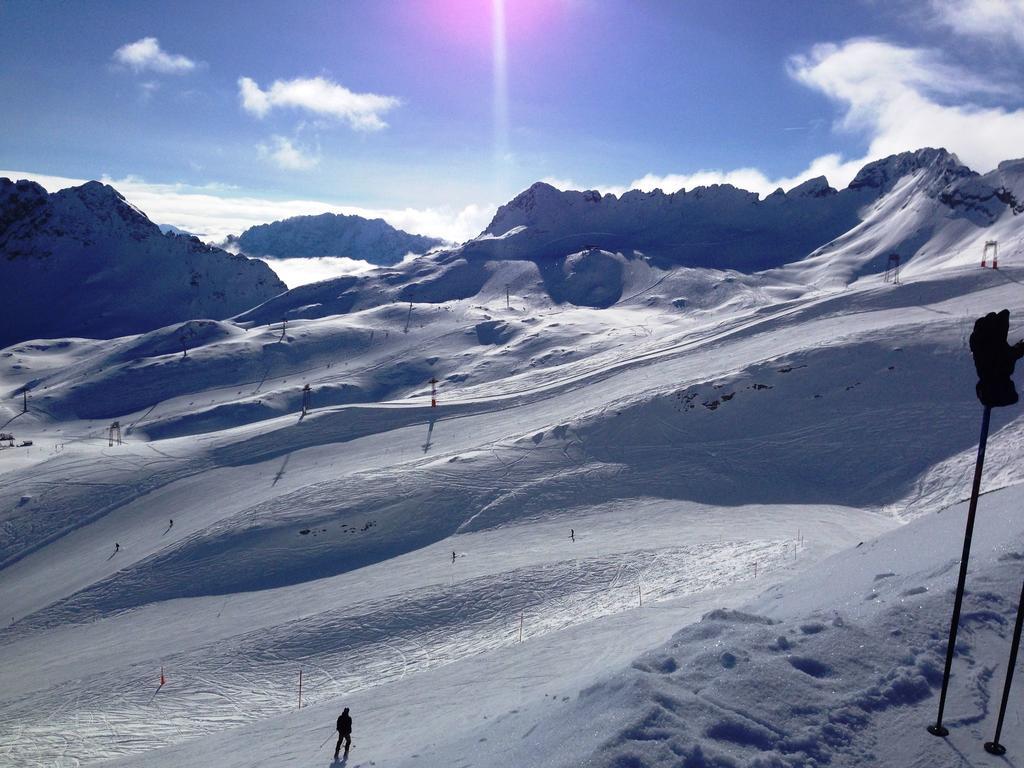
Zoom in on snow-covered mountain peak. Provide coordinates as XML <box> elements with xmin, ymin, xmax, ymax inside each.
<box><xmin>848</xmin><ymin>147</ymin><xmax>973</xmax><ymax>194</ymax></box>
<box><xmin>0</xmin><ymin>178</ymin><xmax>286</xmax><ymax>347</ymax></box>
<box><xmin>787</xmin><ymin>175</ymin><xmax>836</xmax><ymax>198</ymax></box>
<box><xmin>48</xmin><ymin>179</ymin><xmax>158</xmax><ymax>242</ymax></box>
<box><xmin>495</xmin><ymin>181</ymin><xmax>566</xmax><ymax>218</ymax></box>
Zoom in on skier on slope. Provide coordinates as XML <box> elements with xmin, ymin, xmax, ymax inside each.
<box><xmin>334</xmin><ymin>707</ymin><xmax>352</xmax><ymax>759</ymax></box>
<box><xmin>452</xmin><ymin>550</ymin><xmax>456</xmax><ymax>563</ymax></box>
<box><xmin>570</xmin><ymin>528</ymin><xmax>575</xmax><ymax>542</ymax></box>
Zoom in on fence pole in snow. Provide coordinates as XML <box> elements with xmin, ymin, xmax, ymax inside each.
<box><xmin>638</xmin><ymin>582</ymin><xmax>642</xmax><ymax>607</ymax></box>
<box><xmin>160</xmin><ymin>666</ymin><xmax>165</xmax><ymax>686</ymax></box>
<box><xmin>984</xmin><ymin>577</ymin><xmax>1024</xmax><ymax>755</ymax></box>
<box><xmin>929</xmin><ymin>405</ymin><xmax>992</xmax><ymax>738</ymax></box>
<box><xmin>298</xmin><ymin>668</ymin><xmax>303</xmax><ymax>710</ymax></box>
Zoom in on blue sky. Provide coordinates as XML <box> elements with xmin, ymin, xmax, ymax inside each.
<box><xmin>2</xmin><ymin>0</ymin><xmax>1023</xmax><ymax>241</ymax></box>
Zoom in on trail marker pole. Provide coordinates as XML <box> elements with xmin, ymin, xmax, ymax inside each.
<box><xmin>984</xmin><ymin>576</ymin><xmax>1024</xmax><ymax>755</ymax></box>
<box><xmin>298</xmin><ymin>668</ymin><xmax>303</xmax><ymax>710</ymax></box>
<box><xmin>929</xmin><ymin>405</ymin><xmax>992</xmax><ymax>737</ymax></box>
<box><xmin>22</xmin><ymin>390</ymin><xmax>27</xmax><ymax>413</ymax></box>
<box><xmin>430</xmin><ymin>377</ymin><xmax>438</xmax><ymax>408</ymax></box>
<box><xmin>754</xmin><ymin>561</ymin><xmax>758</xmax><ymax>579</ymax></box>
<box><xmin>638</xmin><ymin>582</ymin><xmax>643</xmax><ymax>607</ymax></box>
<box><xmin>160</xmin><ymin>666</ymin><xmax>165</xmax><ymax>686</ymax></box>
<box><xmin>301</xmin><ymin>384</ymin><xmax>311</xmax><ymax>415</ymax></box>
<box><xmin>519</xmin><ymin>612</ymin><xmax>523</xmax><ymax>643</ymax></box>
<box><xmin>506</xmin><ymin>286</ymin><xmax>510</xmax><ymax>309</ymax></box>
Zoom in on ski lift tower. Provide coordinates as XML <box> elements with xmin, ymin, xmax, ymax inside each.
<box><xmin>108</xmin><ymin>421</ymin><xmax>122</xmax><ymax>447</ymax></box>
<box><xmin>982</xmin><ymin>240</ymin><xmax>998</xmax><ymax>269</ymax></box>
<box><xmin>884</xmin><ymin>253</ymin><xmax>901</xmax><ymax>284</ymax></box>
<box><xmin>429</xmin><ymin>377</ymin><xmax>438</xmax><ymax>408</ymax></box>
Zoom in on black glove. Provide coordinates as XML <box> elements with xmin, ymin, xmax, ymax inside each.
<box><xmin>969</xmin><ymin>309</ymin><xmax>1024</xmax><ymax>407</ymax></box>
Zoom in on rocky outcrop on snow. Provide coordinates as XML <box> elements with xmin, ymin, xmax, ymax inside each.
<box><xmin>229</xmin><ymin>212</ymin><xmax>446</xmax><ymax>265</ymax></box>
<box><xmin>0</xmin><ymin>178</ymin><xmax>286</xmax><ymax>348</ymax></box>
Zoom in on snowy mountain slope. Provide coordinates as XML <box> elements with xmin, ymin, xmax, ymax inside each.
<box><xmin>3</xmin><ymin>254</ymin><xmax>1024</xmax><ymax>766</ymax></box>
<box><xmin>228</xmin><ymin>149</ymin><xmax>1022</xmax><ymax>324</ymax></box>
<box><xmin>0</xmin><ymin>178</ymin><xmax>286</xmax><ymax>348</ymax></box>
<box><xmin>229</xmin><ymin>211</ymin><xmax>446</xmax><ymax>264</ymax></box>
<box><xmin>465</xmin><ymin>149</ymin><xmax>977</xmax><ymax>271</ymax></box>
<box><xmin>773</xmin><ymin>155</ymin><xmax>1024</xmax><ymax>288</ymax></box>
<box><xmin>578</xmin><ymin>483</ymin><xmax>1024</xmax><ymax>768</ymax></box>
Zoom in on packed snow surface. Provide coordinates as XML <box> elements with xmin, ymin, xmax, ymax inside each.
<box><xmin>2</xmin><ymin>153</ymin><xmax>1024</xmax><ymax>767</ymax></box>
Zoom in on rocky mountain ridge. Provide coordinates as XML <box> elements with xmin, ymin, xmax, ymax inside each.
<box><xmin>229</xmin><ymin>212</ymin><xmax>446</xmax><ymax>265</ymax></box>
<box><xmin>239</xmin><ymin>148</ymin><xmax>1024</xmax><ymax>321</ymax></box>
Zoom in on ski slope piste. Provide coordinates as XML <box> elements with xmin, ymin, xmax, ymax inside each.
<box><xmin>2</xmin><ymin>148</ymin><xmax>1024</xmax><ymax>767</ymax></box>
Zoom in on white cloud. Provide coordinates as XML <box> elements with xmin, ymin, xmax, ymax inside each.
<box><xmin>929</xmin><ymin>0</ymin><xmax>1024</xmax><ymax>48</ymax></box>
<box><xmin>548</xmin><ymin>37</ymin><xmax>1024</xmax><ymax>199</ymax></box>
<box><xmin>257</xmin><ymin>136</ymin><xmax>320</xmax><ymax>171</ymax></box>
<box><xmin>238</xmin><ymin>76</ymin><xmax>400</xmax><ymax>131</ymax></box>
<box><xmin>1</xmin><ymin>169</ymin><xmax>492</xmax><ymax>244</ymax></box>
<box><xmin>256</xmin><ymin>256</ymin><xmax>377</xmax><ymax>287</ymax></box>
<box><xmin>789</xmin><ymin>38</ymin><xmax>1024</xmax><ymax>175</ymax></box>
<box><xmin>594</xmin><ymin>156</ymin><xmax>864</xmax><ymax>199</ymax></box>
<box><xmin>113</xmin><ymin>37</ymin><xmax>197</xmax><ymax>75</ymax></box>
<box><xmin>543</xmin><ymin>155</ymin><xmax>865</xmax><ymax>199</ymax></box>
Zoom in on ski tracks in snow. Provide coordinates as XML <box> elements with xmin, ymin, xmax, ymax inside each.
<box><xmin>0</xmin><ymin>539</ymin><xmax>793</xmax><ymax>765</ymax></box>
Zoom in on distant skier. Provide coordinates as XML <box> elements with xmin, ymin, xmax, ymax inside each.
<box><xmin>114</xmin><ymin>542</ymin><xmax>119</xmax><ymax>553</ymax></box>
<box><xmin>452</xmin><ymin>550</ymin><xmax>457</xmax><ymax>564</ymax></box>
<box><xmin>169</xmin><ymin>519</ymin><xmax>173</xmax><ymax>529</ymax></box>
<box><xmin>334</xmin><ymin>707</ymin><xmax>352</xmax><ymax>759</ymax></box>
<box><xmin>570</xmin><ymin>528</ymin><xmax>575</xmax><ymax>542</ymax></box>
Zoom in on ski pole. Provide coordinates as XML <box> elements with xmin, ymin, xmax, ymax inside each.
<box><xmin>319</xmin><ymin>732</ymin><xmax>334</xmax><ymax>750</ymax></box>
<box><xmin>929</xmin><ymin>405</ymin><xmax>992</xmax><ymax>737</ymax></box>
<box><xmin>984</xmin><ymin>575</ymin><xmax>1024</xmax><ymax>755</ymax></box>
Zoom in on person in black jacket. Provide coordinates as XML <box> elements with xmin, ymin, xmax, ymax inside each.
<box><xmin>334</xmin><ymin>707</ymin><xmax>352</xmax><ymax>758</ymax></box>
